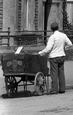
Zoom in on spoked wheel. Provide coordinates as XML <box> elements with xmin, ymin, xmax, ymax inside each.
<box><xmin>5</xmin><ymin>76</ymin><xmax>18</xmax><ymax>97</ymax></box>
<box><xmin>34</xmin><ymin>72</ymin><xmax>46</xmax><ymax>96</ymax></box>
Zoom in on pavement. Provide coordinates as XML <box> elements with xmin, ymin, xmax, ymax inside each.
<box><xmin>0</xmin><ymin>84</ymin><xmax>73</xmax><ymax>115</ymax></box>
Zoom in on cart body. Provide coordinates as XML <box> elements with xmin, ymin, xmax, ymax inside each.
<box><xmin>1</xmin><ymin>53</ymin><xmax>49</xmax><ymax>97</ymax></box>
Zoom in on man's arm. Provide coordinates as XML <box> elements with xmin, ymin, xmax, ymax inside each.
<box><xmin>38</xmin><ymin>35</ymin><xmax>54</xmax><ymax>56</ymax></box>
<box><xmin>65</xmin><ymin>35</ymin><xmax>72</xmax><ymax>50</ymax></box>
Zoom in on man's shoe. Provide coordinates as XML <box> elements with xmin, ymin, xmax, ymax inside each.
<box><xmin>59</xmin><ymin>91</ymin><xmax>65</xmax><ymax>94</ymax></box>
<box><xmin>47</xmin><ymin>90</ymin><xmax>58</xmax><ymax>95</ymax></box>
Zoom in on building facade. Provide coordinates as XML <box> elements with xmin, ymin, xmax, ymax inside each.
<box><xmin>0</xmin><ymin>0</ymin><xmax>72</xmax><ymax>45</ymax></box>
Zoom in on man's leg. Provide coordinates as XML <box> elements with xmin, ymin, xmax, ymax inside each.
<box><xmin>50</xmin><ymin>58</ymin><xmax>58</xmax><ymax>92</ymax></box>
<box><xmin>58</xmin><ymin>57</ymin><xmax>65</xmax><ymax>93</ymax></box>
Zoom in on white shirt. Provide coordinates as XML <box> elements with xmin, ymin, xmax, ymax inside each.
<box><xmin>39</xmin><ymin>31</ymin><xmax>72</xmax><ymax>58</ymax></box>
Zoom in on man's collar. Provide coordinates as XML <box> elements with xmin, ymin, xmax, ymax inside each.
<box><xmin>54</xmin><ymin>30</ymin><xmax>59</xmax><ymax>33</ymax></box>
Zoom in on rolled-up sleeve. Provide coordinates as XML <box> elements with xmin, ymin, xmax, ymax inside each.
<box><xmin>38</xmin><ymin>35</ymin><xmax>54</xmax><ymax>56</ymax></box>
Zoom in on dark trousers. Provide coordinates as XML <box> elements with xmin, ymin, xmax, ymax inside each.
<box><xmin>49</xmin><ymin>56</ymin><xmax>65</xmax><ymax>92</ymax></box>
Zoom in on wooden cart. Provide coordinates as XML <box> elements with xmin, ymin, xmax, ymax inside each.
<box><xmin>1</xmin><ymin>53</ymin><xmax>49</xmax><ymax>97</ymax></box>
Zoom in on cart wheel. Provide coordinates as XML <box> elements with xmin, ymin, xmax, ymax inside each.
<box><xmin>34</xmin><ymin>72</ymin><xmax>46</xmax><ymax>96</ymax></box>
<box><xmin>5</xmin><ymin>76</ymin><xmax>17</xmax><ymax>97</ymax></box>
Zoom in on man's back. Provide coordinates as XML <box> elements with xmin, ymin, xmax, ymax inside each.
<box><xmin>49</xmin><ymin>30</ymin><xmax>72</xmax><ymax>58</ymax></box>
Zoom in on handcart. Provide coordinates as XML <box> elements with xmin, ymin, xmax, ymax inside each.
<box><xmin>1</xmin><ymin>52</ymin><xmax>49</xmax><ymax>97</ymax></box>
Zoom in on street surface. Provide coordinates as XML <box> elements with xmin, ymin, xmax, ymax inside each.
<box><xmin>0</xmin><ymin>61</ymin><xmax>73</xmax><ymax>115</ymax></box>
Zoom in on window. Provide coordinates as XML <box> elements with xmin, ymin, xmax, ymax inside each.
<box><xmin>21</xmin><ymin>0</ymin><xmax>29</xmax><ymax>30</ymax></box>
<box><xmin>26</xmin><ymin>0</ymin><xmax>29</xmax><ymax>30</ymax></box>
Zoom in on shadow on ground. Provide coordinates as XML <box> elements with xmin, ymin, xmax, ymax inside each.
<box><xmin>1</xmin><ymin>90</ymin><xmax>39</xmax><ymax>99</ymax></box>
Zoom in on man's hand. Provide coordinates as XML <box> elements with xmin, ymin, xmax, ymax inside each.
<box><xmin>33</xmin><ymin>52</ymin><xmax>38</xmax><ymax>55</ymax></box>
<box><xmin>38</xmin><ymin>52</ymin><xmax>42</xmax><ymax>56</ymax></box>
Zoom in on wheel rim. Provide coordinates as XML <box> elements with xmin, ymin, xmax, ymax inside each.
<box><xmin>5</xmin><ymin>76</ymin><xmax>17</xmax><ymax>97</ymax></box>
<box><xmin>34</xmin><ymin>72</ymin><xmax>46</xmax><ymax>95</ymax></box>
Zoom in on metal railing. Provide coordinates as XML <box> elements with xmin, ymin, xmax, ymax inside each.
<box><xmin>0</xmin><ymin>28</ymin><xmax>73</xmax><ymax>47</ymax></box>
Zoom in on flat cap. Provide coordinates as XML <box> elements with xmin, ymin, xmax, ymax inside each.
<box><xmin>51</xmin><ymin>22</ymin><xmax>58</xmax><ymax>29</ymax></box>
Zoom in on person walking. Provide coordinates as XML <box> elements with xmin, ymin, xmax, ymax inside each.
<box><xmin>38</xmin><ymin>22</ymin><xmax>72</xmax><ymax>94</ymax></box>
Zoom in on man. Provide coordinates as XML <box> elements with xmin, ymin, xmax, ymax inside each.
<box><xmin>38</xmin><ymin>22</ymin><xmax>72</xmax><ymax>94</ymax></box>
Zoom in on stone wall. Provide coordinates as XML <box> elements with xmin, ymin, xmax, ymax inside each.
<box><xmin>45</xmin><ymin>0</ymin><xmax>63</xmax><ymax>36</ymax></box>
<box><xmin>0</xmin><ymin>0</ymin><xmax>3</xmax><ymax>31</ymax></box>
<box><xmin>3</xmin><ymin>0</ymin><xmax>16</xmax><ymax>34</ymax></box>
<box><xmin>3</xmin><ymin>0</ymin><xmax>17</xmax><ymax>45</ymax></box>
